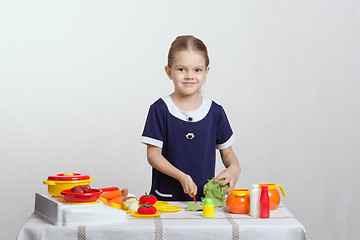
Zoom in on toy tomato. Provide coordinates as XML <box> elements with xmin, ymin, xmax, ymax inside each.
<box><xmin>139</xmin><ymin>192</ymin><xmax>157</xmax><ymax>205</ymax></box>
<box><xmin>138</xmin><ymin>203</ymin><xmax>157</xmax><ymax>215</ymax></box>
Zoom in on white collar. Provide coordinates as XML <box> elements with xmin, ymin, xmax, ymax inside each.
<box><xmin>161</xmin><ymin>95</ymin><xmax>212</xmax><ymax>122</ymax></box>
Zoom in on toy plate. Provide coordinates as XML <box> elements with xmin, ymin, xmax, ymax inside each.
<box><xmin>154</xmin><ymin>201</ymin><xmax>169</xmax><ymax>206</ymax></box>
<box><xmin>157</xmin><ymin>205</ymin><xmax>182</xmax><ymax>213</ymax></box>
<box><xmin>131</xmin><ymin>211</ymin><xmax>162</xmax><ymax>218</ymax></box>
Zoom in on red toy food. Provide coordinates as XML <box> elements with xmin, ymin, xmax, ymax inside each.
<box><xmin>79</xmin><ymin>185</ymin><xmax>91</xmax><ymax>193</ymax></box>
<box><xmin>139</xmin><ymin>192</ymin><xmax>157</xmax><ymax>205</ymax></box>
<box><xmin>70</xmin><ymin>185</ymin><xmax>92</xmax><ymax>193</ymax></box>
<box><xmin>138</xmin><ymin>203</ymin><xmax>157</xmax><ymax>215</ymax></box>
<box><xmin>71</xmin><ymin>186</ymin><xmax>84</xmax><ymax>193</ymax></box>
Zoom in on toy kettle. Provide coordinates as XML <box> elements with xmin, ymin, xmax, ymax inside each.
<box><xmin>258</xmin><ymin>183</ymin><xmax>286</xmax><ymax>210</ymax></box>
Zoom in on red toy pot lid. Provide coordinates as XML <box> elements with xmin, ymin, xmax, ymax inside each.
<box><xmin>47</xmin><ymin>173</ymin><xmax>91</xmax><ymax>181</ymax></box>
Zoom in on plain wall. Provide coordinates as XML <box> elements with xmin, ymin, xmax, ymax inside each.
<box><xmin>1</xmin><ymin>0</ymin><xmax>359</xmax><ymax>239</ymax></box>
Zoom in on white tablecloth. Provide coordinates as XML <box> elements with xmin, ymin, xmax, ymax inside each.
<box><xmin>17</xmin><ymin>202</ymin><xmax>307</xmax><ymax>240</ymax></box>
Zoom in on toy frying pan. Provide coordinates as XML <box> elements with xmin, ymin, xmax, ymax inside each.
<box><xmin>61</xmin><ymin>187</ymin><xmax>119</xmax><ymax>203</ymax></box>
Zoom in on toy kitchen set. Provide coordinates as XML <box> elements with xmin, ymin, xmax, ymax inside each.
<box><xmin>36</xmin><ymin>173</ymin><xmax>128</xmax><ymax>226</ymax></box>
<box><xmin>35</xmin><ymin>172</ymin><xmax>288</xmax><ymax>226</ymax></box>
<box><xmin>19</xmin><ymin>172</ymin><xmax>309</xmax><ymax>240</ymax></box>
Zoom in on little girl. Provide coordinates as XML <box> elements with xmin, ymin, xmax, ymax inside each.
<box><xmin>141</xmin><ymin>35</ymin><xmax>241</xmax><ymax>201</ymax></box>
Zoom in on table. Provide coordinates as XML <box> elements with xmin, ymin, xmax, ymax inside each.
<box><xmin>17</xmin><ymin>202</ymin><xmax>307</xmax><ymax>240</ymax></box>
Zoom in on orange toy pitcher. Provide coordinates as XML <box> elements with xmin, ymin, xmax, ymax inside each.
<box><xmin>258</xmin><ymin>183</ymin><xmax>286</xmax><ymax>210</ymax></box>
<box><xmin>226</xmin><ymin>189</ymin><xmax>250</xmax><ymax>214</ymax></box>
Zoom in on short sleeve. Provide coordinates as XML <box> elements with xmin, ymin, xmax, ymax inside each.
<box><xmin>141</xmin><ymin>104</ymin><xmax>165</xmax><ymax>148</ymax></box>
<box><xmin>216</xmin><ymin>106</ymin><xmax>235</xmax><ymax>150</ymax></box>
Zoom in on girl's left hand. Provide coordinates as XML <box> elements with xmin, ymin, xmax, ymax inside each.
<box><xmin>214</xmin><ymin>165</ymin><xmax>241</xmax><ymax>194</ymax></box>
<box><xmin>213</xmin><ymin>146</ymin><xmax>241</xmax><ymax>194</ymax></box>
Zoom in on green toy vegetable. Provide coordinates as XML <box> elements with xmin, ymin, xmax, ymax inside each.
<box><xmin>203</xmin><ymin>178</ymin><xmax>229</xmax><ymax>207</ymax></box>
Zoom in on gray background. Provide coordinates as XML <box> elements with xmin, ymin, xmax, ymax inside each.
<box><xmin>1</xmin><ymin>0</ymin><xmax>359</xmax><ymax>239</ymax></box>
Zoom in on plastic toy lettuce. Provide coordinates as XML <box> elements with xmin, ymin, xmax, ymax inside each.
<box><xmin>203</xmin><ymin>178</ymin><xmax>229</xmax><ymax>207</ymax></box>
<box><xmin>186</xmin><ymin>202</ymin><xmax>203</xmax><ymax>211</ymax></box>
<box><xmin>186</xmin><ymin>178</ymin><xmax>229</xmax><ymax>211</ymax></box>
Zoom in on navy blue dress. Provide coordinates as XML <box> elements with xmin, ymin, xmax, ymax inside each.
<box><xmin>141</xmin><ymin>96</ymin><xmax>234</xmax><ymax>201</ymax></box>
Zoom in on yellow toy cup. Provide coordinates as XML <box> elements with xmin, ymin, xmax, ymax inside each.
<box><xmin>203</xmin><ymin>198</ymin><xmax>215</xmax><ymax>218</ymax></box>
<box><xmin>43</xmin><ymin>173</ymin><xmax>94</xmax><ymax>197</ymax></box>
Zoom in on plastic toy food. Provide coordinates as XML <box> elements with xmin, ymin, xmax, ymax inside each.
<box><xmin>71</xmin><ymin>185</ymin><xmax>91</xmax><ymax>193</ymax></box>
<box><xmin>98</xmin><ymin>187</ymin><xmax>132</xmax><ymax>209</ymax></box>
<box><xmin>203</xmin><ymin>178</ymin><xmax>228</xmax><ymax>207</ymax></box>
<box><xmin>100</xmin><ymin>190</ymin><xmax>122</xmax><ymax>199</ymax></box>
<box><xmin>71</xmin><ymin>186</ymin><xmax>84</xmax><ymax>193</ymax></box>
<box><xmin>101</xmin><ymin>188</ymin><xmax>128</xmax><ymax>198</ymax></box>
<box><xmin>226</xmin><ymin>189</ymin><xmax>250</xmax><ymax>214</ymax></box>
<box><xmin>80</xmin><ymin>185</ymin><xmax>91</xmax><ymax>192</ymax></box>
<box><xmin>138</xmin><ymin>203</ymin><xmax>157</xmax><ymax>215</ymax></box>
<box><xmin>128</xmin><ymin>202</ymin><xmax>138</xmax><ymax>211</ymax></box>
<box><xmin>121</xmin><ymin>188</ymin><xmax>129</xmax><ymax>197</ymax></box>
<box><xmin>123</xmin><ymin>197</ymin><xmax>139</xmax><ymax>210</ymax></box>
<box><xmin>186</xmin><ymin>202</ymin><xmax>203</xmax><ymax>211</ymax></box>
<box><xmin>139</xmin><ymin>193</ymin><xmax>157</xmax><ymax>205</ymax></box>
<box><xmin>108</xmin><ymin>196</ymin><xmax>124</xmax><ymax>206</ymax></box>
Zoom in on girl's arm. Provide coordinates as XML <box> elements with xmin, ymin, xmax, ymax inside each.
<box><xmin>147</xmin><ymin>144</ymin><xmax>197</xmax><ymax>197</ymax></box>
<box><xmin>213</xmin><ymin>146</ymin><xmax>241</xmax><ymax>194</ymax></box>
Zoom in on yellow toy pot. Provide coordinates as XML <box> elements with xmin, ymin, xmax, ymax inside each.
<box><xmin>43</xmin><ymin>173</ymin><xmax>94</xmax><ymax>197</ymax></box>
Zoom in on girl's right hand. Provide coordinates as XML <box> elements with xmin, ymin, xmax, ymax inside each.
<box><xmin>179</xmin><ymin>173</ymin><xmax>197</xmax><ymax>198</ymax></box>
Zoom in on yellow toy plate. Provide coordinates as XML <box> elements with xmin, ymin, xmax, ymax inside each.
<box><xmin>157</xmin><ymin>205</ymin><xmax>182</xmax><ymax>213</ymax></box>
<box><xmin>131</xmin><ymin>211</ymin><xmax>162</xmax><ymax>218</ymax></box>
<box><xmin>154</xmin><ymin>201</ymin><xmax>169</xmax><ymax>206</ymax></box>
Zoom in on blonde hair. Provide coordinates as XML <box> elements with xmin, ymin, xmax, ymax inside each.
<box><xmin>167</xmin><ymin>35</ymin><xmax>210</xmax><ymax>68</ymax></box>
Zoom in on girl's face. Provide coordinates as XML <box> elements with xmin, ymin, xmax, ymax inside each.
<box><xmin>165</xmin><ymin>50</ymin><xmax>209</xmax><ymax>98</ymax></box>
